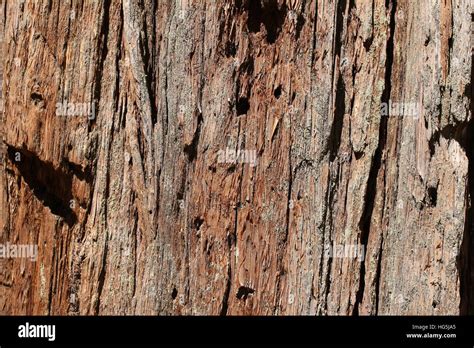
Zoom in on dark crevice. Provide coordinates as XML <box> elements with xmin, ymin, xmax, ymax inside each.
<box><xmin>424</xmin><ymin>35</ymin><xmax>431</xmax><ymax>46</ymax></box>
<box><xmin>283</xmin><ymin>157</ymin><xmax>293</xmax><ymax>247</ymax></box>
<box><xmin>459</xmin><ymin>137</ymin><xmax>473</xmax><ymax>314</ymax></box>
<box><xmin>219</xmin><ymin>234</ymin><xmax>233</xmax><ymax>316</ymax></box>
<box><xmin>334</xmin><ymin>0</ymin><xmax>346</xmax><ymax>60</ymax></box>
<box><xmin>309</xmin><ymin>1</ymin><xmax>318</xmax><ymax>68</ymax></box>
<box><xmin>30</xmin><ymin>92</ymin><xmax>44</xmax><ymax>106</ymax></box>
<box><xmin>91</xmin><ymin>0</ymin><xmax>111</xmax><ymax>130</ymax></box>
<box><xmin>193</xmin><ymin>216</ymin><xmax>204</xmax><ymax>230</ymax></box>
<box><xmin>183</xmin><ymin>111</ymin><xmax>203</xmax><ymax>162</ymax></box>
<box><xmin>427</xmin><ymin>185</ymin><xmax>438</xmax><ymax>207</ymax></box>
<box><xmin>239</xmin><ymin>56</ymin><xmax>254</xmax><ymax>75</ymax></box>
<box><xmin>6</xmin><ymin>144</ymin><xmax>78</xmax><ymax>226</ymax></box>
<box><xmin>131</xmin><ymin>209</ymin><xmax>138</xmax><ymax>299</ymax></box>
<box><xmin>235</xmin><ymin>57</ymin><xmax>253</xmax><ymax>117</ymax></box>
<box><xmin>47</xmin><ymin>247</ymin><xmax>56</xmax><ymax>314</ymax></box>
<box><xmin>428</xmin><ymin>129</ymin><xmax>439</xmax><ymax>156</ymax></box>
<box><xmin>95</xmin><ymin>233</ymin><xmax>108</xmax><ymax>314</ymax></box>
<box><xmin>354</xmin><ymin>150</ymin><xmax>364</xmax><ymax>160</ymax></box>
<box><xmin>236</xmin><ymin>97</ymin><xmax>250</xmax><ymax>116</ymax></box>
<box><xmin>246</xmin><ymin>0</ymin><xmax>287</xmax><ymax>44</ymax></box>
<box><xmin>353</xmin><ymin>112</ymin><xmax>381</xmax><ymax>315</ymax></box>
<box><xmin>363</xmin><ymin>0</ymin><xmax>375</xmax><ymax>52</ymax></box>
<box><xmin>221</xmin><ymin>152</ymin><xmax>243</xmax><ymax>315</ymax></box>
<box><xmin>329</xmin><ymin>75</ymin><xmax>346</xmax><ymax>162</ymax></box>
<box><xmin>459</xmin><ymin>40</ymin><xmax>473</xmax><ymax>313</ymax></box>
<box><xmin>374</xmin><ymin>238</ymin><xmax>383</xmax><ymax>313</ymax></box>
<box><xmin>147</xmin><ymin>0</ymin><xmax>158</xmax><ymax>125</ymax></box>
<box><xmin>225</xmin><ymin>41</ymin><xmax>237</xmax><ymax>57</ymax></box>
<box><xmin>363</xmin><ymin>36</ymin><xmax>373</xmax><ymax>51</ymax></box>
<box><xmin>295</xmin><ymin>13</ymin><xmax>306</xmax><ymax>40</ymax></box>
<box><xmin>327</xmin><ymin>0</ymin><xmax>347</xmax><ymax>162</ymax></box>
<box><xmin>430</xmin><ymin>120</ymin><xmax>471</xmax><ymax>156</ymax></box>
<box><xmin>353</xmin><ymin>0</ymin><xmax>396</xmax><ymax>316</ymax></box>
<box><xmin>236</xmin><ymin>285</ymin><xmax>255</xmax><ymax>300</ymax></box>
<box><xmin>171</xmin><ymin>287</ymin><xmax>178</xmax><ymax>300</ymax></box>
<box><xmin>62</xmin><ymin>158</ymin><xmax>93</xmax><ymax>183</ymax></box>
<box><xmin>274</xmin><ymin>85</ymin><xmax>282</xmax><ymax>99</ymax></box>
<box><xmin>140</xmin><ymin>26</ymin><xmax>157</xmax><ymax>126</ymax></box>
<box><xmin>323</xmin><ymin>168</ymin><xmax>339</xmax><ymax>310</ymax></box>
<box><xmin>427</xmin><ymin>88</ymin><xmax>473</xmax><ymax>314</ymax></box>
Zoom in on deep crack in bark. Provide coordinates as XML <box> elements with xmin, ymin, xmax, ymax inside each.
<box><xmin>353</xmin><ymin>0</ymin><xmax>396</xmax><ymax>315</ymax></box>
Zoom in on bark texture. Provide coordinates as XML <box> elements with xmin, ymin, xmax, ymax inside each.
<box><xmin>0</xmin><ymin>0</ymin><xmax>472</xmax><ymax>315</ymax></box>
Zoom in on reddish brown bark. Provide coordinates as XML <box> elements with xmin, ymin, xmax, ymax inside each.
<box><xmin>0</xmin><ymin>0</ymin><xmax>472</xmax><ymax>315</ymax></box>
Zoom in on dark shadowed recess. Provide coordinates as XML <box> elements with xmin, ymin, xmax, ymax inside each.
<box><xmin>5</xmin><ymin>144</ymin><xmax>87</xmax><ymax>226</ymax></box>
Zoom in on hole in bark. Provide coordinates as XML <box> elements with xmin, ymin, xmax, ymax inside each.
<box><xmin>236</xmin><ymin>97</ymin><xmax>250</xmax><ymax>115</ymax></box>
<box><xmin>427</xmin><ymin>186</ymin><xmax>438</xmax><ymax>207</ymax></box>
<box><xmin>194</xmin><ymin>217</ymin><xmax>204</xmax><ymax>230</ymax></box>
<box><xmin>291</xmin><ymin>91</ymin><xmax>296</xmax><ymax>103</ymax></box>
<box><xmin>236</xmin><ymin>286</ymin><xmax>255</xmax><ymax>300</ymax></box>
<box><xmin>363</xmin><ymin>36</ymin><xmax>373</xmax><ymax>51</ymax></box>
<box><xmin>183</xmin><ymin>112</ymin><xmax>203</xmax><ymax>162</ymax></box>
<box><xmin>274</xmin><ymin>85</ymin><xmax>282</xmax><ymax>99</ymax></box>
<box><xmin>225</xmin><ymin>41</ymin><xmax>237</xmax><ymax>57</ymax></box>
<box><xmin>246</xmin><ymin>0</ymin><xmax>287</xmax><ymax>44</ymax></box>
<box><xmin>171</xmin><ymin>287</ymin><xmax>178</xmax><ymax>300</ymax></box>
<box><xmin>424</xmin><ymin>35</ymin><xmax>431</xmax><ymax>46</ymax></box>
<box><xmin>30</xmin><ymin>92</ymin><xmax>45</xmax><ymax>108</ymax></box>
<box><xmin>30</xmin><ymin>92</ymin><xmax>43</xmax><ymax>102</ymax></box>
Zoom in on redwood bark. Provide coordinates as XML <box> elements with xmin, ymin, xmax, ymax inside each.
<box><xmin>0</xmin><ymin>0</ymin><xmax>472</xmax><ymax>315</ymax></box>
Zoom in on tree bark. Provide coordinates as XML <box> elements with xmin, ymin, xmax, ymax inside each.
<box><xmin>0</xmin><ymin>0</ymin><xmax>472</xmax><ymax>315</ymax></box>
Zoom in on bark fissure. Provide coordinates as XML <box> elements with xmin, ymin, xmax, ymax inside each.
<box><xmin>459</xmin><ymin>52</ymin><xmax>473</xmax><ymax>313</ymax></box>
<box><xmin>0</xmin><ymin>0</ymin><xmax>471</xmax><ymax>316</ymax></box>
<box><xmin>95</xmin><ymin>231</ymin><xmax>109</xmax><ymax>315</ymax></box>
<box><xmin>353</xmin><ymin>0</ymin><xmax>396</xmax><ymax>316</ymax></box>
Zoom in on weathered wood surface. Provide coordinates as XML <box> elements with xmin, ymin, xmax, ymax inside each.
<box><xmin>0</xmin><ymin>0</ymin><xmax>472</xmax><ymax>315</ymax></box>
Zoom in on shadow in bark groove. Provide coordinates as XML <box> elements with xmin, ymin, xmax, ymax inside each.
<box><xmin>6</xmin><ymin>144</ymin><xmax>78</xmax><ymax>226</ymax></box>
<box><xmin>459</xmin><ymin>34</ymin><xmax>473</xmax><ymax>313</ymax></box>
<box><xmin>236</xmin><ymin>285</ymin><xmax>255</xmax><ymax>300</ymax></box>
<box><xmin>246</xmin><ymin>0</ymin><xmax>287</xmax><ymax>44</ymax></box>
<box><xmin>353</xmin><ymin>0</ymin><xmax>397</xmax><ymax>315</ymax></box>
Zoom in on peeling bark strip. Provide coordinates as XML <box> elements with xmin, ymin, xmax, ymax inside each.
<box><xmin>0</xmin><ymin>0</ymin><xmax>472</xmax><ymax>315</ymax></box>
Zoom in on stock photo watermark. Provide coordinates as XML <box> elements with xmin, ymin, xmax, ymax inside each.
<box><xmin>217</xmin><ymin>148</ymin><xmax>257</xmax><ymax>167</ymax></box>
<box><xmin>0</xmin><ymin>243</ymin><xmax>38</xmax><ymax>262</ymax></box>
<box><xmin>325</xmin><ymin>243</ymin><xmax>365</xmax><ymax>262</ymax></box>
<box><xmin>381</xmin><ymin>101</ymin><xmax>419</xmax><ymax>119</ymax></box>
<box><xmin>56</xmin><ymin>100</ymin><xmax>96</xmax><ymax>120</ymax></box>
